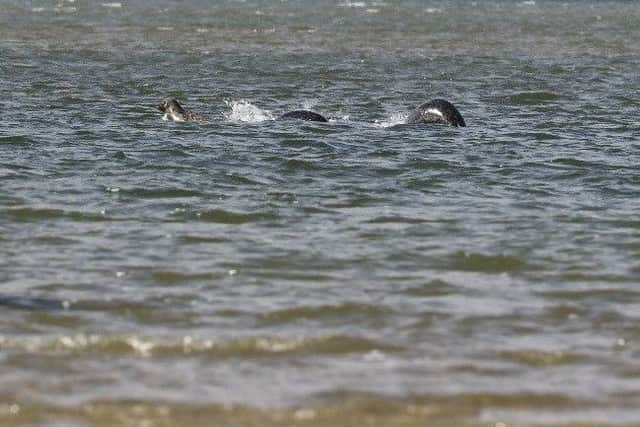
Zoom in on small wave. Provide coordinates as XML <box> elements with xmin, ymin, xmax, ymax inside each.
<box><xmin>0</xmin><ymin>135</ymin><xmax>34</xmax><ymax>145</ymax></box>
<box><xmin>282</xmin><ymin>158</ymin><xmax>319</xmax><ymax>172</ymax></box>
<box><xmin>407</xmin><ymin>158</ymin><xmax>457</xmax><ymax>170</ymax></box>
<box><xmin>0</xmin><ymin>295</ymin><xmax>71</xmax><ymax>311</ymax></box>
<box><xmin>404</xmin><ymin>279</ymin><xmax>458</xmax><ymax>297</ymax></box>
<box><xmin>505</xmin><ymin>91</ymin><xmax>560</xmax><ymax>105</ymax></box>
<box><xmin>366</xmin><ymin>216</ymin><xmax>429</xmax><ymax>224</ymax></box>
<box><xmin>0</xmin><ymin>390</ymin><xmax>600</xmax><ymax>426</ymax></box>
<box><xmin>54</xmin><ymin>6</ymin><xmax>77</xmax><ymax>13</ymax></box>
<box><xmin>446</xmin><ymin>251</ymin><xmax>527</xmax><ymax>273</ymax></box>
<box><xmin>118</xmin><ymin>187</ymin><xmax>203</xmax><ymax>199</ymax></box>
<box><xmin>539</xmin><ymin>288</ymin><xmax>640</xmax><ymax>302</ymax></box>
<box><xmin>6</xmin><ymin>207</ymin><xmax>110</xmax><ymax>222</ymax></box>
<box><xmin>339</xmin><ymin>1</ymin><xmax>367</xmax><ymax>7</ymax></box>
<box><xmin>101</xmin><ymin>2</ymin><xmax>122</xmax><ymax>8</ymax></box>
<box><xmin>32</xmin><ymin>5</ymin><xmax>76</xmax><ymax>13</ymax></box>
<box><xmin>499</xmin><ymin>350</ymin><xmax>586</xmax><ymax>367</ymax></box>
<box><xmin>177</xmin><ymin>208</ymin><xmax>279</xmax><ymax>224</ymax></box>
<box><xmin>150</xmin><ymin>271</ymin><xmax>216</xmax><ymax>284</ymax></box>
<box><xmin>549</xmin><ymin>157</ymin><xmax>595</xmax><ymax>167</ymax></box>
<box><xmin>260</xmin><ymin>303</ymin><xmax>386</xmax><ymax>324</ymax></box>
<box><xmin>177</xmin><ymin>235</ymin><xmax>227</xmax><ymax>244</ymax></box>
<box><xmin>0</xmin><ymin>334</ymin><xmax>396</xmax><ymax>357</ymax></box>
<box><xmin>224</xmin><ymin>100</ymin><xmax>273</xmax><ymax>123</ymax></box>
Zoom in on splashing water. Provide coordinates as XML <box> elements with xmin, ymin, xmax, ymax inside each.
<box><xmin>300</xmin><ymin>99</ymin><xmax>320</xmax><ymax>111</ymax></box>
<box><xmin>373</xmin><ymin>112</ymin><xmax>408</xmax><ymax>128</ymax></box>
<box><xmin>224</xmin><ymin>100</ymin><xmax>274</xmax><ymax>123</ymax></box>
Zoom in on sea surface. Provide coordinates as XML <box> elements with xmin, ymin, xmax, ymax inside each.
<box><xmin>1</xmin><ymin>0</ymin><xmax>639</xmax><ymax>426</ymax></box>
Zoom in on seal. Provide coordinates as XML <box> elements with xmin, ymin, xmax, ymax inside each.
<box><xmin>405</xmin><ymin>99</ymin><xmax>465</xmax><ymax>127</ymax></box>
<box><xmin>158</xmin><ymin>98</ymin><xmax>208</xmax><ymax>124</ymax></box>
<box><xmin>277</xmin><ymin>110</ymin><xmax>328</xmax><ymax>122</ymax></box>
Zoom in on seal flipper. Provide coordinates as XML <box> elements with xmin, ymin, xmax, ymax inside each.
<box><xmin>278</xmin><ymin>110</ymin><xmax>328</xmax><ymax>122</ymax></box>
<box><xmin>406</xmin><ymin>99</ymin><xmax>465</xmax><ymax>127</ymax></box>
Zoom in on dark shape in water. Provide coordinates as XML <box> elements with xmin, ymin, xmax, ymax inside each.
<box><xmin>406</xmin><ymin>99</ymin><xmax>465</xmax><ymax>127</ymax></box>
<box><xmin>277</xmin><ymin>110</ymin><xmax>328</xmax><ymax>122</ymax></box>
<box><xmin>157</xmin><ymin>98</ymin><xmax>208</xmax><ymax>124</ymax></box>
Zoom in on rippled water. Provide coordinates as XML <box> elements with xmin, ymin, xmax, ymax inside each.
<box><xmin>1</xmin><ymin>0</ymin><xmax>640</xmax><ymax>426</ymax></box>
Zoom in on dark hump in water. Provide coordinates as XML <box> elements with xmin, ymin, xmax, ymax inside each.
<box><xmin>406</xmin><ymin>99</ymin><xmax>466</xmax><ymax>127</ymax></box>
<box><xmin>278</xmin><ymin>110</ymin><xmax>328</xmax><ymax>122</ymax></box>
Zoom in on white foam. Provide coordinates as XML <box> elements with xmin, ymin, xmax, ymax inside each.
<box><xmin>126</xmin><ymin>336</ymin><xmax>154</xmax><ymax>356</ymax></box>
<box><xmin>162</xmin><ymin>112</ymin><xmax>184</xmax><ymax>122</ymax></box>
<box><xmin>339</xmin><ymin>1</ymin><xmax>367</xmax><ymax>8</ymax></box>
<box><xmin>101</xmin><ymin>2</ymin><xmax>122</xmax><ymax>8</ymax></box>
<box><xmin>294</xmin><ymin>409</ymin><xmax>316</xmax><ymax>421</ymax></box>
<box><xmin>301</xmin><ymin>99</ymin><xmax>319</xmax><ymax>110</ymax></box>
<box><xmin>54</xmin><ymin>6</ymin><xmax>77</xmax><ymax>13</ymax></box>
<box><xmin>374</xmin><ymin>112</ymin><xmax>408</xmax><ymax>128</ymax></box>
<box><xmin>224</xmin><ymin>100</ymin><xmax>274</xmax><ymax>123</ymax></box>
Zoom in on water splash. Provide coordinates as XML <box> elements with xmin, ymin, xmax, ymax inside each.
<box><xmin>339</xmin><ymin>1</ymin><xmax>367</xmax><ymax>8</ymax></box>
<box><xmin>301</xmin><ymin>99</ymin><xmax>319</xmax><ymax>111</ymax></box>
<box><xmin>373</xmin><ymin>112</ymin><xmax>407</xmax><ymax>128</ymax></box>
<box><xmin>224</xmin><ymin>100</ymin><xmax>274</xmax><ymax>123</ymax></box>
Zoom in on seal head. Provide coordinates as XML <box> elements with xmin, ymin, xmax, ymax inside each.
<box><xmin>277</xmin><ymin>110</ymin><xmax>328</xmax><ymax>122</ymax></box>
<box><xmin>406</xmin><ymin>99</ymin><xmax>465</xmax><ymax>127</ymax></box>
<box><xmin>158</xmin><ymin>98</ymin><xmax>186</xmax><ymax>121</ymax></box>
<box><xmin>158</xmin><ymin>98</ymin><xmax>208</xmax><ymax>123</ymax></box>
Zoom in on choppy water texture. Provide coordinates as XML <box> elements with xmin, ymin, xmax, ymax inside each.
<box><xmin>1</xmin><ymin>0</ymin><xmax>640</xmax><ymax>426</ymax></box>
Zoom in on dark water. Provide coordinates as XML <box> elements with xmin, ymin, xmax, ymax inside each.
<box><xmin>1</xmin><ymin>0</ymin><xmax>640</xmax><ymax>426</ymax></box>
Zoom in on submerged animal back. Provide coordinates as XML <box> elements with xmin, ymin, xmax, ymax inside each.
<box><xmin>406</xmin><ymin>99</ymin><xmax>465</xmax><ymax>127</ymax></box>
<box><xmin>278</xmin><ymin>110</ymin><xmax>328</xmax><ymax>122</ymax></box>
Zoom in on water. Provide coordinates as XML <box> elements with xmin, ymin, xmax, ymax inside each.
<box><xmin>1</xmin><ymin>0</ymin><xmax>640</xmax><ymax>425</ymax></box>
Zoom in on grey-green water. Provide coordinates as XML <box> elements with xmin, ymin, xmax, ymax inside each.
<box><xmin>1</xmin><ymin>1</ymin><xmax>640</xmax><ymax>426</ymax></box>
